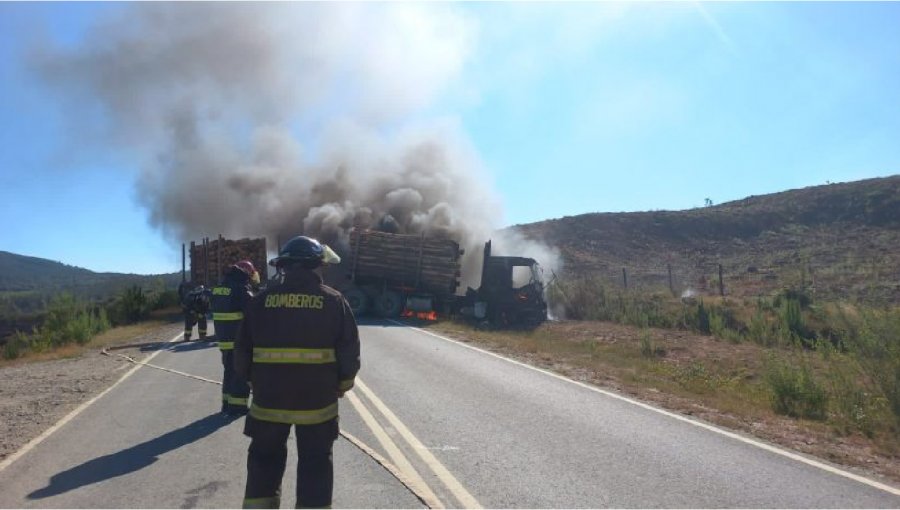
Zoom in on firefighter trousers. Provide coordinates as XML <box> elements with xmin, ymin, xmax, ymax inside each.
<box><xmin>221</xmin><ymin>349</ymin><xmax>250</xmax><ymax>413</ymax></box>
<box><xmin>184</xmin><ymin>312</ymin><xmax>207</xmax><ymax>341</ymax></box>
<box><xmin>242</xmin><ymin>416</ymin><xmax>339</xmax><ymax>509</ymax></box>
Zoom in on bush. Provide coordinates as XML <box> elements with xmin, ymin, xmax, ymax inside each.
<box><xmin>772</xmin><ymin>296</ymin><xmax>821</xmax><ymax>348</ymax></box>
<box><xmin>679</xmin><ymin>300</ymin><xmax>711</xmax><ymax>334</ymax></box>
<box><xmin>2</xmin><ymin>293</ymin><xmax>111</xmax><ymax>358</ymax></box>
<box><xmin>152</xmin><ymin>289</ymin><xmax>181</xmax><ymax>310</ymax></box>
<box><xmin>639</xmin><ymin>329</ymin><xmax>665</xmax><ymax>358</ymax></box>
<box><xmin>748</xmin><ymin>307</ymin><xmax>776</xmax><ymax>347</ymax></box>
<box><xmin>108</xmin><ymin>286</ymin><xmax>149</xmax><ymax>325</ymax></box>
<box><xmin>2</xmin><ymin>331</ymin><xmax>29</xmax><ymax>360</ymax></box>
<box><xmin>842</xmin><ymin>309</ymin><xmax>900</xmax><ymax>426</ymax></box>
<box><xmin>764</xmin><ymin>355</ymin><xmax>828</xmax><ymax>420</ymax></box>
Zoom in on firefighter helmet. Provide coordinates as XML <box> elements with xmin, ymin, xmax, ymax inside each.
<box><xmin>233</xmin><ymin>260</ymin><xmax>257</xmax><ymax>277</ymax></box>
<box><xmin>269</xmin><ymin>236</ymin><xmax>341</xmax><ymax>269</ymax></box>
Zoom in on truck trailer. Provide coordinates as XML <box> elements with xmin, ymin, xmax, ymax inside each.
<box><xmin>185</xmin><ymin>236</ymin><xmax>267</xmax><ymax>288</ymax></box>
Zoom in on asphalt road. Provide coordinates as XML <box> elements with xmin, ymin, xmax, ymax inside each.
<box><xmin>1</xmin><ymin>320</ymin><xmax>899</xmax><ymax>508</ymax></box>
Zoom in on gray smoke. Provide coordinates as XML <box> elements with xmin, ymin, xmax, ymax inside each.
<box><xmin>30</xmin><ymin>2</ymin><xmax>561</xmax><ymax>287</ymax></box>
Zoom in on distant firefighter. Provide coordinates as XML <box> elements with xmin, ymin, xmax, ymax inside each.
<box><xmin>182</xmin><ymin>285</ymin><xmax>211</xmax><ymax>341</ymax></box>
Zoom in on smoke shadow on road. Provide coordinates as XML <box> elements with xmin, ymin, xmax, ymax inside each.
<box><xmin>27</xmin><ymin>413</ymin><xmax>239</xmax><ymax>500</ymax></box>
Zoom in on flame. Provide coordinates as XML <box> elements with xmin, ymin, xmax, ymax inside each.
<box><xmin>401</xmin><ymin>309</ymin><xmax>438</xmax><ymax>321</ymax></box>
<box><xmin>418</xmin><ymin>310</ymin><xmax>438</xmax><ymax>321</ymax></box>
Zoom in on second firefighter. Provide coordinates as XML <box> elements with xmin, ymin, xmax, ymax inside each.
<box><xmin>211</xmin><ymin>260</ymin><xmax>260</xmax><ymax>415</ymax></box>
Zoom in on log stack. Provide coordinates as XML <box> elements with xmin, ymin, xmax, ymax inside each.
<box><xmin>348</xmin><ymin>229</ymin><xmax>461</xmax><ymax>295</ymax></box>
<box><xmin>189</xmin><ymin>237</ymin><xmax>267</xmax><ymax>286</ymax></box>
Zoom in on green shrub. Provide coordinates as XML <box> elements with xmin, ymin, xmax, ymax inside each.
<box><xmin>773</xmin><ymin>296</ymin><xmax>821</xmax><ymax>348</ymax></box>
<box><xmin>2</xmin><ymin>293</ymin><xmax>111</xmax><ymax>357</ymax></box>
<box><xmin>842</xmin><ymin>309</ymin><xmax>900</xmax><ymax>425</ymax></box>
<box><xmin>152</xmin><ymin>289</ymin><xmax>181</xmax><ymax>310</ymax></box>
<box><xmin>2</xmin><ymin>331</ymin><xmax>29</xmax><ymax>360</ymax></box>
<box><xmin>748</xmin><ymin>307</ymin><xmax>775</xmax><ymax>347</ymax></box>
<box><xmin>764</xmin><ymin>355</ymin><xmax>828</xmax><ymax>420</ymax></box>
<box><xmin>826</xmin><ymin>360</ymin><xmax>881</xmax><ymax>437</ymax></box>
<box><xmin>639</xmin><ymin>329</ymin><xmax>665</xmax><ymax>358</ymax></box>
<box><xmin>108</xmin><ymin>286</ymin><xmax>149</xmax><ymax>325</ymax></box>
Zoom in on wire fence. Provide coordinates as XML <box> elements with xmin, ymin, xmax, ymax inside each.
<box><xmin>557</xmin><ymin>256</ymin><xmax>900</xmax><ymax>305</ymax></box>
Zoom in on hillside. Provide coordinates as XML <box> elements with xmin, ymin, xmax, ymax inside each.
<box><xmin>516</xmin><ymin>175</ymin><xmax>900</xmax><ymax>305</ymax></box>
<box><xmin>0</xmin><ymin>251</ymin><xmax>180</xmax><ymax>296</ymax></box>
<box><xmin>0</xmin><ymin>251</ymin><xmax>180</xmax><ymax>338</ymax></box>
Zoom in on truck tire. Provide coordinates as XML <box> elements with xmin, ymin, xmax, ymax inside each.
<box><xmin>344</xmin><ymin>288</ymin><xmax>369</xmax><ymax>317</ymax></box>
<box><xmin>374</xmin><ymin>290</ymin><xmax>404</xmax><ymax>318</ymax></box>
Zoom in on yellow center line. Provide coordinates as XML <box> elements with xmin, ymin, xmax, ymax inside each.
<box><xmin>355</xmin><ymin>379</ymin><xmax>483</xmax><ymax>509</ymax></box>
<box><xmin>346</xmin><ymin>390</ymin><xmax>445</xmax><ymax>509</ymax></box>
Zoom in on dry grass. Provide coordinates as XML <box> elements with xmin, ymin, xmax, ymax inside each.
<box><xmin>421</xmin><ymin>318</ymin><xmax>900</xmax><ymax>483</ymax></box>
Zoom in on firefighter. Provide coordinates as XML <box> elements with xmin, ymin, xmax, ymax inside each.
<box><xmin>211</xmin><ymin>260</ymin><xmax>259</xmax><ymax>415</ymax></box>
<box><xmin>182</xmin><ymin>285</ymin><xmax>210</xmax><ymax>341</ymax></box>
<box><xmin>235</xmin><ymin>236</ymin><xmax>359</xmax><ymax>509</ymax></box>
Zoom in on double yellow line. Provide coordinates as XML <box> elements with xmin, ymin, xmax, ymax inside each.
<box><xmin>347</xmin><ymin>379</ymin><xmax>482</xmax><ymax>509</ymax></box>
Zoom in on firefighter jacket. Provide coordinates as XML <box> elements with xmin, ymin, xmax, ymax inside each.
<box><xmin>211</xmin><ymin>271</ymin><xmax>253</xmax><ymax>351</ymax></box>
<box><xmin>183</xmin><ymin>288</ymin><xmax>211</xmax><ymax>315</ymax></box>
<box><xmin>234</xmin><ymin>269</ymin><xmax>360</xmax><ymax>425</ymax></box>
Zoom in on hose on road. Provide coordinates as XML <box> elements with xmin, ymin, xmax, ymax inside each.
<box><xmin>101</xmin><ymin>342</ymin><xmax>438</xmax><ymax>509</ymax></box>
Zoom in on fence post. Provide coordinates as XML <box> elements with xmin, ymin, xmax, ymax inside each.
<box><xmin>718</xmin><ymin>264</ymin><xmax>724</xmax><ymax>296</ymax></box>
<box><xmin>622</xmin><ymin>267</ymin><xmax>628</xmax><ymax>290</ymax></box>
<box><xmin>668</xmin><ymin>264</ymin><xmax>674</xmax><ymax>296</ymax></box>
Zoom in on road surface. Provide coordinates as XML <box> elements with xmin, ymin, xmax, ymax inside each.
<box><xmin>1</xmin><ymin>320</ymin><xmax>898</xmax><ymax>508</ymax></box>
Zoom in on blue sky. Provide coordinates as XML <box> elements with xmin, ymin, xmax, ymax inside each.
<box><xmin>1</xmin><ymin>2</ymin><xmax>898</xmax><ymax>274</ymax></box>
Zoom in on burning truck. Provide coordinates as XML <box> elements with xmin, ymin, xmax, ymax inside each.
<box><xmin>185</xmin><ymin>230</ymin><xmax>548</xmax><ymax>327</ymax></box>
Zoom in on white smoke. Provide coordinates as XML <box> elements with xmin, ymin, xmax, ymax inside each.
<box><xmin>29</xmin><ymin>2</ymin><xmax>561</xmax><ymax>289</ymax></box>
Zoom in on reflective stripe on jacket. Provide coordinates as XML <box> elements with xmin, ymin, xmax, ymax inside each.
<box><xmin>235</xmin><ymin>269</ymin><xmax>360</xmax><ymax>425</ymax></box>
<box><xmin>210</xmin><ymin>272</ymin><xmax>253</xmax><ymax>351</ymax></box>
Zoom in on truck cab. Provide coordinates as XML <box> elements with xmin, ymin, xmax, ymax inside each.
<box><xmin>470</xmin><ymin>240</ymin><xmax>548</xmax><ymax>328</ymax></box>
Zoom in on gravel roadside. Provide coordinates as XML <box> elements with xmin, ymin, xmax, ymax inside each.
<box><xmin>0</xmin><ymin>323</ymin><xmax>184</xmax><ymax>463</ymax></box>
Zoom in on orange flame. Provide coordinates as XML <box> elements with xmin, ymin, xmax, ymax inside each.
<box><xmin>417</xmin><ymin>310</ymin><xmax>438</xmax><ymax>321</ymax></box>
<box><xmin>401</xmin><ymin>309</ymin><xmax>438</xmax><ymax>321</ymax></box>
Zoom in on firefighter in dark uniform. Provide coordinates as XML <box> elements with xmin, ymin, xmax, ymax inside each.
<box><xmin>235</xmin><ymin>236</ymin><xmax>359</xmax><ymax>509</ymax></box>
<box><xmin>182</xmin><ymin>285</ymin><xmax>210</xmax><ymax>341</ymax></box>
<box><xmin>211</xmin><ymin>260</ymin><xmax>259</xmax><ymax>415</ymax></box>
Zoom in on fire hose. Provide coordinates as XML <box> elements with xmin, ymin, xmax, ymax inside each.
<box><xmin>101</xmin><ymin>342</ymin><xmax>438</xmax><ymax>509</ymax></box>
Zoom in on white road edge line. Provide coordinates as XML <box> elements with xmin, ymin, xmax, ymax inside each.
<box><xmin>355</xmin><ymin>379</ymin><xmax>483</xmax><ymax>509</ymax></box>
<box><xmin>0</xmin><ymin>331</ymin><xmax>185</xmax><ymax>473</ymax></box>
<box><xmin>389</xmin><ymin>319</ymin><xmax>900</xmax><ymax>498</ymax></box>
<box><xmin>346</xmin><ymin>389</ymin><xmax>444</xmax><ymax>509</ymax></box>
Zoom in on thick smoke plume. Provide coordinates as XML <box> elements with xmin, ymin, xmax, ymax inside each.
<box><xmin>31</xmin><ymin>3</ymin><xmax>560</xmax><ymax>287</ymax></box>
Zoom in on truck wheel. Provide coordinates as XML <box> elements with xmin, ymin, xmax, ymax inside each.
<box><xmin>344</xmin><ymin>288</ymin><xmax>369</xmax><ymax>316</ymax></box>
<box><xmin>375</xmin><ymin>290</ymin><xmax>404</xmax><ymax>318</ymax></box>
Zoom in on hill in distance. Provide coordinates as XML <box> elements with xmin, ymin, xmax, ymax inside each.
<box><xmin>0</xmin><ymin>251</ymin><xmax>180</xmax><ymax>315</ymax></box>
<box><xmin>516</xmin><ymin>175</ymin><xmax>900</xmax><ymax>305</ymax></box>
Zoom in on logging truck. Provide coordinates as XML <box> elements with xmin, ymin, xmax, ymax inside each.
<box><xmin>332</xmin><ymin>229</ymin><xmax>548</xmax><ymax>326</ymax></box>
<box><xmin>186</xmin><ymin>231</ymin><xmax>548</xmax><ymax>326</ymax></box>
